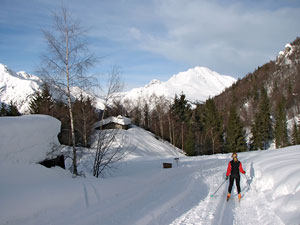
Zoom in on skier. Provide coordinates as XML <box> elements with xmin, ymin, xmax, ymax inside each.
<box><xmin>226</xmin><ymin>152</ymin><xmax>245</xmax><ymax>201</ymax></box>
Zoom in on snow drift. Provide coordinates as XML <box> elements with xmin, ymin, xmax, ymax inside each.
<box><xmin>0</xmin><ymin>115</ymin><xmax>61</xmax><ymax>164</ymax></box>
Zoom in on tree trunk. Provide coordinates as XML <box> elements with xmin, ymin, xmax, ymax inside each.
<box><xmin>65</xmin><ymin>28</ymin><xmax>77</xmax><ymax>175</ymax></box>
<box><xmin>159</xmin><ymin>114</ymin><xmax>164</xmax><ymax>139</ymax></box>
<box><xmin>168</xmin><ymin>113</ymin><xmax>172</xmax><ymax>144</ymax></box>
<box><xmin>181</xmin><ymin>122</ymin><xmax>184</xmax><ymax>151</ymax></box>
<box><xmin>211</xmin><ymin>129</ymin><xmax>215</xmax><ymax>155</ymax></box>
<box><xmin>68</xmin><ymin>96</ymin><xmax>77</xmax><ymax>175</ymax></box>
<box><xmin>83</xmin><ymin>115</ymin><xmax>87</xmax><ymax>147</ymax></box>
<box><xmin>172</xmin><ymin>122</ymin><xmax>175</xmax><ymax>146</ymax></box>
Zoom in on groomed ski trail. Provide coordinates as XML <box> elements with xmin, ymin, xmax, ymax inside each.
<box><xmin>170</xmin><ymin>156</ymin><xmax>235</xmax><ymax>225</ymax></box>
<box><xmin>171</xmin><ymin>154</ymin><xmax>285</xmax><ymax>225</ymax></box>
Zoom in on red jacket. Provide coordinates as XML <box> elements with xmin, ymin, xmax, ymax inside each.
<box><xmin>226</xmin><ymin>160</ymin><xmax>245</xmax><ymax>177</ymax></box>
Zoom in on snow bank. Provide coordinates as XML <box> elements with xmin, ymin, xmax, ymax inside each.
<box><xmin>244</xmin><ymin>146</ymin><xmax>300</xmax><ymax>224</ymax></box>
<box><xmin>0</xmin><ymin>115</ymin><xmax>61</xmax><ymax>164</ymax></box>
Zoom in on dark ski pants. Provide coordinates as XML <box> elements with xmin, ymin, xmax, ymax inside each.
<box><xmin>228</xmin><ymin>175</ymin><xmax>241</xmax><ymax>194</ymax></box>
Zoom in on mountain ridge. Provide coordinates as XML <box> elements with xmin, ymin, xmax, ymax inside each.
<box><xmin>0</xmin><ymin>63</ymin><xmax>236</xmax><ymax>113</ymax></box>
<box><xmin>119</xmin><ymin>66</ymin><xmax>236</xmax><ymax>105</ymax></box>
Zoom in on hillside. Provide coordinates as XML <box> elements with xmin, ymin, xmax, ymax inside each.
<box><xmin>214</xmin><ymin>37</ymin><xmax>300</xmax><ymax>126</ymax></box>
<box><xmin>0</xmin><ymin>115</ymin><xmax>299</xmax><ymax>225</ymax></box>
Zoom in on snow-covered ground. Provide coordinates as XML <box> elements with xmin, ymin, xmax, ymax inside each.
<box><xmin>0</xmin><ymin>115</ymin><xmax>300</xmax><ymax>225</ymax></box>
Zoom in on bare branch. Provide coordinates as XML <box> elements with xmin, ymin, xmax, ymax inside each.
<box><xmin>38</xmin><ymin>6</ymin><xmax>98</xmax><ymax>176</ymax></box>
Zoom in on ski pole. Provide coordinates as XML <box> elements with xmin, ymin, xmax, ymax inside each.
<box><xmin>244</xmin><ymin>173</ymin><xmax>250</xmax><ymax>189</ymax></box>
<box><xmin>210</xmin><ymin>179</ymin><xmax>227</xmax><ymax>197</ymax></box>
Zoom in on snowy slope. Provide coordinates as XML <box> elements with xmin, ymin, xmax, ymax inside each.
<box><xmin>120</xmin><ymin>67</ymin><xmax>236</xmax><ymax>104</ymax></box>
<box><xmin>114</xmin><ymin>126</ymin><xmax>183</xmax><ymax>159</ymax></box>
<box><xmin>1</xmin><ymin>116</ymin><xmax>300</xmax><ymax>225</ymax></box>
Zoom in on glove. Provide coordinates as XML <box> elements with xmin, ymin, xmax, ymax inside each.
<box><xmin>226</xmin><ymin>176</ymin><xmax>228</xmax><ymax>180</ymax></box>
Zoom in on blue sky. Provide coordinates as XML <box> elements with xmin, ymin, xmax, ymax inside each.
<box><xmin>1</xmin><ymin>0</ymin><xmax>300</xmax><ymax>91</ymax></box>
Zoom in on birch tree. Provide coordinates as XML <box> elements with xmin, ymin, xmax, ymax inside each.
<box><xmin>39</xmin><ymin>7</ymin><xmax>96</xmax><ymax>175</ymax></box>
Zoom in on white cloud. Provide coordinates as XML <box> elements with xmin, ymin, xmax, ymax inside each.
<box><xmin>121</xmin><ymin>0</ymin><xmax>300</xmax><ymax>76</ymax></box>
<box><xmin>1</xmin><ymin>0</ymin><xmax>300</xmax><ymax>82</ymax></box>
<box><xmin>128</xmin><ymin>27</ymin><xmax>142</xmax><ymax>40</ymax></box>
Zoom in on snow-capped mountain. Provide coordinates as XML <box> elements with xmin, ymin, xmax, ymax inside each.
<box><xmin>0</xmin><ymin>64</ymin><xmax>43</xmax><ymax>113</ymax></box>
<box><xmin>120</xmin><ymin>67</ymin><xmax>236</xmax><ymax>105</ymax></box>
<box><xmin>0</xmin><ymin>63</ymin><xmax>105</xmax><ymax>113</ymax></box>
<box><xmin>0</xmin><ymin>63</ymin><xmax>235</xmax><ymax>113</ymax></box>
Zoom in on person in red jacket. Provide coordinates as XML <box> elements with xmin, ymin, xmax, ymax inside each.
<box><xmin>226</xmin><ymin>152</ymin><xmax>245</xmax><ymax>201</ymax></box>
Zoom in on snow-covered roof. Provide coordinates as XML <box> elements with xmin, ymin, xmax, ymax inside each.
<box><xmin>94</xmin><ymin>115</ymin><xmax>131</xmax><ymax>128</ymax></box>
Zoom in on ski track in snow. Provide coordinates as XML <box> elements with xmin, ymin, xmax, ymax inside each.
<box><xmin>170</xmin><ymin>154</ymin><xmax>286</xmax><ymax>225</ymax></box>
<box><xmin>8</xmin><ymin>156</ymin><xmax>286</xmax><ymax>225</ymax></box>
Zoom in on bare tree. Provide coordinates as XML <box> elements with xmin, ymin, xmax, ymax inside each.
<box><xmin>100</xmin><ymin>66</ymin><xmax>124</xmax><ymax>120</ymax></box>
<box><xmin>73</xmin><ymin>94</ymin><xmax>98</xmax><ymax>147</ymax></box>
<box><xmin>92</xmin><ymin>67</ymin><xmax>126</xmax><ymax>177</ymax></box>
<box><xmin>93</xmin><ymin>129</ymin><xmax>127</xmax><ymax>177</ymax></box>
<box><xmin>39</xmin><ymin>7</ymin><xmax>97</xmax><ymax>175</ymax></box>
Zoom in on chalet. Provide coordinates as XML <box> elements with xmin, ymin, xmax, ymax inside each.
<box><xmin>94</xmin><ymin>115</ymin><xmax>131</xmax><ymax>130</ymax></box>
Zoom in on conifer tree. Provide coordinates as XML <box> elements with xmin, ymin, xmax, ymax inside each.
<box><xmin>251</xmin><ymin>114</ymin><xmax>263</xmax><ymax>150</ymax></box>
<box><xmin>171</xmin><ymin>93</ymin><xmax>191</xmax><ymax>122</ymax></box>
<box><xmin>170</xmin><ymin>93</ymin><xmax>191</xmax><ymax>151</ymax></box>
<box><xmin>251</xmin><ymin>87</ymin><xmax>273</xmax><ymax>150</ymax></box>
<box><xmin>143</xmin><ymin>102</ymin><xmax>150</xmax><ymax>129</ymax></box>
<box><xmin>7</xmin><ymin>101</ymin><xmax>20</xmax><ymax>116</ymax></box>
<box><xmin>298</xmin><ymin>123</ymin><xmax>300</xmax><ymax>144</ymax></box>
<box><xmin>29</xmin><ymin>83</ymin><xmax>54</xmax><ymax>115</ymax></box>
<box><xmin>291</xmin><ymin>122</ymin><xmax>300</xmax><ymax>145</ymax></box>
<box><xmin>0</xmin><ymin>103</ymin><xmax>7</xmax><ymax>116</ymax></box>
<box><xmin>226</xmin><ymin>105</ymin><xmax>247</xmax><ymax>153</ymax></box>
<box><xmin>203</xmin><ymin>98</ymin><xmax>223</xmax><ymax>154</ymax></box>
<box><xmin>73</xmin><ymin>94</ymin><xmax>97</xmax><ymax>147</ymax></box>
<box><xmin>274</xmin><ymin>100</ymin><xmax>289</xmax><ymax>148</ymax></box>
<box><xmin>184</xmin><ymin>127</ymin><xmax>196</xmax><ymax>156</ymax></box>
